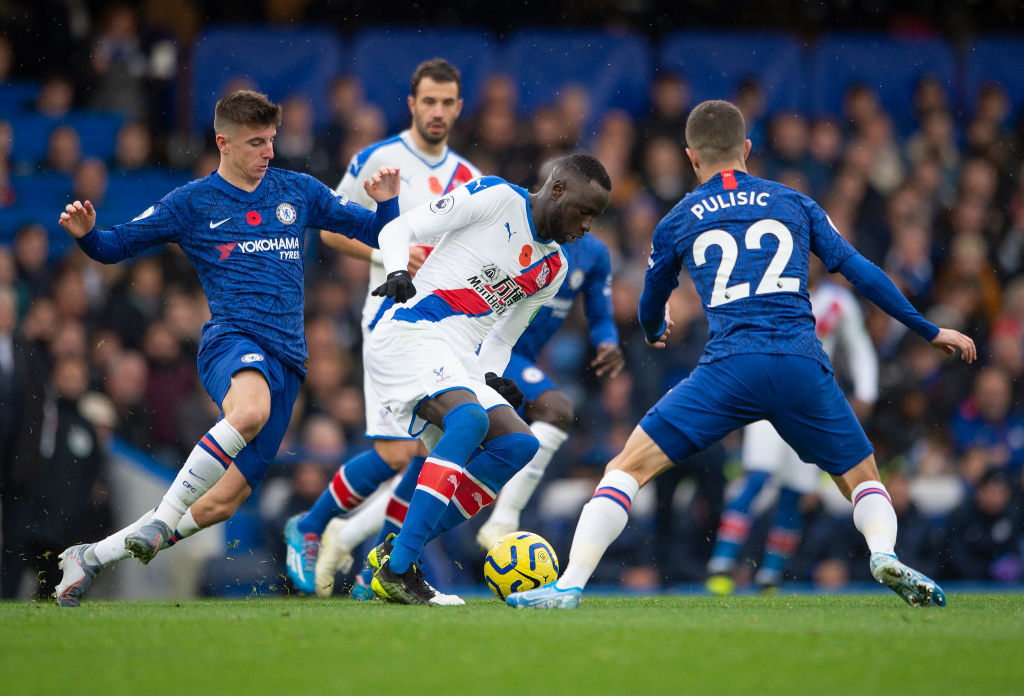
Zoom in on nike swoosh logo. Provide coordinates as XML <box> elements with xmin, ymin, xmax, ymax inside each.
<box><xmin>209</xmin><ymin>218</ymin><xmax>230</xmax><ymax>228</ymax></box>
<box><xmin>188</xmin><ymin>468</ymin><xmax>207</xmax><ymax>481</ymax></box>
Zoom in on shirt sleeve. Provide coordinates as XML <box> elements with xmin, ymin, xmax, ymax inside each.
<box><xmin>478</xmin><ymin>260</ymin><xmax>567</xmax><ymax>375</ymax></box>
<box><xmin>582</xmin><ymin>243</ymin><xmax>618</xmax><ymax>348</ymax></box>
<box><xmin>638</xmin><ymin>216</ymin><xmax>684</xmax><ymax>343</ymax></box>
<box><xmin>77</xmin><ymin>194</ymin><xmax>184</xmax><ymax>262</ymax></box>
<box><xmin>309</xmin><ymin>175</ymin><xmax>397</xmax><ymax>248</ymax></box>
<box><xmin>807</xmin><ymin>202</ymin><xmax>858</xmax><ymax>271</ymax></box>
<box><xmin>835</xmin><ymin>252</ymin><xmax>939</xmax><ymax>341</ymax></box>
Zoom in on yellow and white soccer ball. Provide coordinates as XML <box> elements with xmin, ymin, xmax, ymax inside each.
<box><xmin>483</xmin><ymin>531</ymin><xmax>559</xmax><ymax>600</ymax></box>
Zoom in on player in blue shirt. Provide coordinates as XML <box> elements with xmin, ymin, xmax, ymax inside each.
<box><xmin>475</xmin><ymin>231</ymin><xmax>623</xmax><ymax>549</ymax></box>
<box><xmin>508</xmin><ymin>99</ymin><xmax>975</xmax><ymax>610</ymax></box>
<box><xmin>53</xmin><ymin>89</ymin><xmax>400</xmax><ymax>607</ymax></box>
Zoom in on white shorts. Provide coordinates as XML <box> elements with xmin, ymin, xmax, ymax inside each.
<box><xmin>741</xmin><ymin>419</ymin><xmax>822</xmax><ymax>494</ymax></box>
<box><xmin>365</xmin><ymin>321</ymin><xmax>508</xmax><ymax>437</ymax></box>
<box><xmin>362</xmin><ymin>326</ymin><xmax>416</xmax><ymax>440</ymax></box>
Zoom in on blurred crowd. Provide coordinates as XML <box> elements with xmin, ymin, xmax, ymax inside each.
<box><xmin>3</xmin><ymin>4</ymin><xmax>1024</xmax><ymax>599</ymax></box>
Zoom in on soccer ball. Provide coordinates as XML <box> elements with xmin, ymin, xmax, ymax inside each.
<box><xmin>483</xmin><ymin>531</ymin><xmax>559</xmax><ymax>600</ymax></box>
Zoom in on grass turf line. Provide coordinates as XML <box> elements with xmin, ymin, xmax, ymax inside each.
<box><xmin>3</xmin><ymin>594</ymin><xmax>1022</xmax><ymax>695</ymax></box>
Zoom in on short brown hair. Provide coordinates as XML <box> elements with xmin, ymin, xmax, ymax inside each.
<box><xmin>410</xmin><ymin>58</ymin><xmax>462</xmax><ymax>98</ymax></box>
<box><xmin>214</xmin><ymin>90</ymin><xmax>282</xmax><ymax>134</ymax></box>
<box><xmin>685</xmin><ymin>100</ymin><xmax>747</xmax><ymax>165</ymax></box>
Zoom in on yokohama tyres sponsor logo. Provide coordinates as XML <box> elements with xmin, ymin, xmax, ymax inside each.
<box><xmin>217</xmin><ymin>236</ymin><xmax>300</xmax><ymax>261</ymax></box>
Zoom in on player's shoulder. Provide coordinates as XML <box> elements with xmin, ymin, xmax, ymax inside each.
<box><xmin>448</xmin><ymin>148</ymin><xmax>483</xmax><ymax>177</ymax></box>
<box><xmin>347</xmin><ymin>134</ymin><xmax>406</xmax><ymax>177</ymax></box>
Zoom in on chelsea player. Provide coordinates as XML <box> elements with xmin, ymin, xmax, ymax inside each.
<box><xmin>509</xmin><ymin>100</ymin><xmax>975</xmax><ymax>610</ymax></box>
<box><xmin>53</xmin><ymin>90</ymin><xmax>400</xmax><ymax>607</ymax></box>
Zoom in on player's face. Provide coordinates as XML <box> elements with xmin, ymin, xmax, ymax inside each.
<box><xmin>220</xmin><ymin>123</ymin><xmax>276</xmax><ymax>187</ymax></box>
<box><xmin>409</xmin><ymin>77</ymin><xmax>462</xmax><ymax>146</ymax></box>
<box><xmin>547</xmin><ymin>179</ymin><xmax>609</xmax><ymax>244</ymax></box>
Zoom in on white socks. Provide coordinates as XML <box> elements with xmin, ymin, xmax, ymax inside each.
<box><xmin>152</xmin><ymin>420</ymin><xmax>246</xmax><ymax>528</ymax></box>
<box><xmin>91</xmin><ymin>508</ymin><xmax>205</xmax><ymax>567</ymax></box>
<box><xmin>851</xmin><ymin>480</ymin><xmax>897</xmax><ymax>555</ymax></box>
<box><xmin>488</xmin><ymin>422</ymin><xmax>568</xmax><ymax>527</ymax></box>
<box><xmin>556</xmin><ymin>469</ymin><xmax>640</xmax><ymax>590</ymax></box>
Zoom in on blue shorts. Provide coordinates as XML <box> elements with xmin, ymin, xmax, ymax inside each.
<box><xmin>639</xmin><ymin>354</ymin><xmax>872</xmax><ymax>476</ymax></box>
<box><xmin>503</xmin><ymin>352</ymin><xmax>559</xmax><ymax>413</ymax></box>
<box><xmin>197</xmin><ymin>332</ymin><xmax>301</xmax><ymax>488</ymax></box>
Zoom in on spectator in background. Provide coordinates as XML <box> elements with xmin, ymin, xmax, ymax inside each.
<box><xmin>637</xmin><ymin>72</ymin><xmax>688</xmax><ymax>147</ymax></box>
<box><xmin>35</xmin><ymin>73</ymin><xmax>75</xmax><ymax>118</ymax></box>
<box><xmin>0</xmin><ymin>283</ymin><xmax>46</xmax><ymax>598</ymax></box>
<box><xmin>44</xmin><ymin>126</ymin><xmax>82</xmax><ymax>175</ymax></box>
<box><xmin>72</xmin><ymin>158</ymin><xmax>109</xmax><ymax>210</ymax></box>
<box><xmin>99</xmin><ymin>255</ymin><xmax>163</xmax><ymax>348</ymax></box>
<box><xmin>13</xmin><ymin>223</ymin><xmax>51</xmax><ymax>300</ymax></box>
<box><xmin>141</xmin><ymin>319</ymin><xmax>197</xmax><ymax>458</ymax></box>
<box><xmin>89</xmin><ymin>3</ymin><xmax>148</xmax><ymax>122</ymax></box>
<box><xmin>941</xmin><ymin>467</ymin><xmax>1022</xmax><ymax>583</ymax></box>
<box><xmin>113</xmin><ymin>122</ymin><xmax>154</xmax><ymax>171</ymax></box>
<box><xmin>273</xmin><ymin>94</ymin><xmax>330</xmax><ymax>182</ymax></box>
<box><xmin>103</xmin><ymin>349</ymin><xmax>153</xmax><ymax>449</ymax></box>
<box><xmin>952</xmin><ymin>366</ymin><xmax>1024</xmax><ymax>476</ymax></box>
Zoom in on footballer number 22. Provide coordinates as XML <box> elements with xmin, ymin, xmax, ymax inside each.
<box><xmin>693</xmin><ymin>219</ymin><xmax>800</xmax><ymax>307</ymax></box>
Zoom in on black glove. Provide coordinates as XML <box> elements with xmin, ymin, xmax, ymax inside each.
<box><xmin>371</xmin><ymin>269</ymin><xmax>416</xmax><ymax>303</ymax></box>
<box><xmin>485</xmin><ymin>372</ymin><xmax>524</xmax><ymax>410</ymax></box>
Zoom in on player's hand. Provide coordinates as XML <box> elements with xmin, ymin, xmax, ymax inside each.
<box><xmin>591</xmin><ymin>342</ymin><xmax>625</xmax><ymax>379</ymax></box>
<box><xmin>646</xmin><ymin>305</ymin><xmax>675</xmax><ymax>349</ymax></box>
<box><xmin>931</xmin><ymin>327</ymin><xmax>976</xmax><ymax>363</ymax></box>
<box><xmin>371</xmin><ymin>269</ymin><xmax>416</xmax><ymax>302</ymax></box>
<box><xmin>485</xmin><ymin>372</ymin><xmax>524</xmax><ymax>410</ymax></box>
<box><xmin>59</xmin><ymin>200</ymin><xmax>97</xmax><ymax>239</ymax></box>
<box><xmin>364</xmin><ymin>166</ymin><xmax>400</xmax><ymax>202</ymax></box>
<box><xmin>408</xmin><ymin>245</ymin><xmax>431</xmax><ymax>276</ymax></box>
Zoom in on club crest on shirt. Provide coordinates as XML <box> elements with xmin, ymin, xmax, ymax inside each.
<box><xmin>536</xmin><ymin>264</ymin><xmax>551</xmax><ymax>289</ymax></box>
<box><xmin>276</xmin><ymin>203</ymin><xmax>297</xmax><ymax>225</ymax></box>
<box><xmin>522</xmin><ymin>366</ymin><xmax>545</xmax><ymax>384</ymax></box>
<box><xmin>240</xmin><ymin>353</ymin><xmax>265</xmax><ymax>363</ymax></box>
<box><xmin>482</xmin><ymin>264</ymin><xmax>498</xmax><ymax>281</ymax></box>
<box><xmin>569</xmin><ymin>269</ymin><xmax>585</xmax><ymax>290</ymax></box>
<box><xmin>336</xmin><ymin>192</ymin><xmax>349</xmax><ymax>206</ymax></box>
<box><xmin>429</xmin><ymin>194</ymin><xmax>455</xmax><ymax>215</ymax></box>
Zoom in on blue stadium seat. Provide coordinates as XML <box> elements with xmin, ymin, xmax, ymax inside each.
<box><xmin>8</xmin><ymin>114</ymin><xmax>58</xmax><ymax>166</ymax></box>
<box><xmin>190</xmin><ymin>25</ymin><xmax>344</xmax><ymax>134</ymax></box>
<box><xmin>502</xmin><ymin>30</ymin><xmax>652</xmax><ymax>121</ymax></box>
<box><xmin>108</xmin><ymin>169</ymin><xmax>192</xmax><ymax>209</ymax></box>
<box><xmin>659</xmin><ymin>31</ymin><xmax>805</xmax><ymax>115</ymax></box>
<box><xmin>0</xmin><ymin>81</ymin><xmax>40</xmax><ymax>115</ymax></box>
<box><xmin>809</xmin><ymin>33</ymin><xmax>956</xmax><ymax>133</ymax></box>
<box><xmin>67</xmin><ymin>111</ymin><xmax>124</xmax><ymax>161</ymax></box>
<box><xmin>11</xmin><ymin>172</ymin><xmax>71</xmax><ymax>209</ymax></box>
<box><xmin>965</xmin><ymin>37</ymin><xmax>1024</xmax><ymax>120</ymax></box>
<box><xmin>350</xmin><ymin>27</ymin><xmax>498</xmax><ymax>132</ymax></box>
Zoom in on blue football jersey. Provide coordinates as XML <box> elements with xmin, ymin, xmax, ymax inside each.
<box><xmin>642</xmin><ymin>169</ymin><xmax>857</xmax><ymax>369</ymax></box>
<box><xmin>92</xmin><ymin>167</ymin><xmax>386</xmax><ymax>375</ymax></box>
<box><xmin>512</xmin><ymin>233</ymin><xmax>618</xmax><ymax>362</ymax></box>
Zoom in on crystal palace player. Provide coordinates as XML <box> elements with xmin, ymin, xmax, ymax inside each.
<box><xmin>284</xmin><ymin>59</ymin><xmax>480</xmax><ymax>597</ymax></box>
<box><xmin>366</xmin><ymin>154</ymin><xmax>611</xmax><ymax>604</ymax></box>
<box><xmin>53</xmin><ymin>90</ymin><xmax>400</xmax><ymax>607</ymax></box>
<box><xmin>509</xmin><ymin>100</ymin><xmax>974</xmax><ymax>610</ymax></box>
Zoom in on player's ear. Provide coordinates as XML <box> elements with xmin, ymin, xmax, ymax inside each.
<box><xmin>551</xmin><ymin>178</ymin><xmax>566</xmax><ymax>200</ymax></box>
<box><xmin>685</xmin><ymin>147</ymin><xmax>699</xmax><ymax>171</ymax></box>
<box><xmin>215</xmin><ymin>133</ymin><xmax>229</xmax><ymax>153</ymax></box>
<box><xmin>743</xmin><ymin>139</ymin><xmax>752</xmax><ymax>161</ymax></box>
<box><xmin>407</xmin><ymin>94</ymin><xmax>415</xmax><ymax>115</ymax></box>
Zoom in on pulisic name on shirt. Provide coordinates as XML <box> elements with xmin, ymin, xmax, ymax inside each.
<box><xmin>690</xmin><ymin>190</ymin><xmax>771</xmax><ymax>220</ymax></box>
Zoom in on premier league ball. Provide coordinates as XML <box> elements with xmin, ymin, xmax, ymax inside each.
<box><xmin>483</xmin><ymin>531</ymin><xmax>559</xmax><ymax>600</ymax></box>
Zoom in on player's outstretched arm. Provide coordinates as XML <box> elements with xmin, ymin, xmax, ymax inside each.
<box><xmin>930</xmin><ymin>327</ymin><xmax>977</xmax><ymax>363</ymax></box>
<box><xmin>363</xmin><ymin>166</ymin><xmax>400</xmax><ymax>203</ymax></box>
<box><xmin>59</xmin><ymin>200</ymin><xmax>96</xmax><ymax>238</ymax></box>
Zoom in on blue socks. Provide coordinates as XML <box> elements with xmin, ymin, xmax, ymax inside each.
<box><xmin>707</xmin><ymin>470</ymin><xmax>770</xmax><ymax>574</ymax></box>
<box><xmin>298</xmin><ymin>449</ymin><xmax>396</xmax><ymax>536</ymax></box>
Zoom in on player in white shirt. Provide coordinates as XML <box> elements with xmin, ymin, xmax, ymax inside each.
<box><xmin>284</xmin><ymin>60</ymin><xmax>480</xmax><ymax>597</ymax></box>
<box><xmin>706</xmin><ymin>261</ymin><xmax>879</xmax><ymax>593</ymax></box>
<box><xmin>365</xmin><ymin>154</ymin><xmax>611</xmax><ymax>604</ymax></box>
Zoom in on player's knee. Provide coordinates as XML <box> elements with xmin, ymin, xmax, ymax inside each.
<box><xmin>528</xmin><ymin>390</ymin><xmax>574</xmax><ymax>431</ymax></box>
<box><xmin>442</xmin><ymin>401</ymin><xmax>490</xmax><ymax>445</ymax></box>
<box><xmin>490</xmin><ymin>431</ymin><xmax>540</xmax><ymax>467</ymax></box>
<box><xmin>225</xmin><ymin>403</ymin><xmax>269</xmax><ymax>441</ymax></box>
<box><xmin>375</xmin><ymin>438</ymin><xmax>420</xmax><ymax>470</ymax></box>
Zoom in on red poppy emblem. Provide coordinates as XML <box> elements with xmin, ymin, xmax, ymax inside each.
<box><xmin>247</xmin><ymin>210</ymin><xmax>262</xmax><ymax>225</ymax></box>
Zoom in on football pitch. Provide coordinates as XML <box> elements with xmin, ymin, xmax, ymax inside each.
<box><xmin>4</xmin><ymin>593</ymin><xmax>1022</xmax><ymax>695</ymax></box>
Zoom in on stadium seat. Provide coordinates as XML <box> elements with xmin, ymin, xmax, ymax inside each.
<box><xmin>350</xmin><ymin>26</ymin><xmax>498</xmax><ymax>132</ymax></box>
<box><xmin>501</xmin><ymin>30</ymin><xmax>652</xmax><ymax>121</ymax></box>
<box><xmin>67</xmin><ymin>111</ymin><xmax>124</xmax><ymax>161</ymax></box>
<box><xmin>108</xmin><ymin>169</ymin><xmax>192</xmax><ymax>208</ymax></box>
<box><xmin>809</xmin><ymin>33</ymin><xmax>956</xmax><ymax>133</ymax></box>
<box><xmin>10</xmin><ymin>172</ymin><xmax>71</xmax><ymax>209</ymax></box>
<box><xmin>8</xmin><ymin>114</ymin><xmax>58</xmax><ymax>166</ymax></box>
<box><xmin>0</xmin><ymin>80</ymin><xmax>40</xmax><ymax>115</ymax></box>
<box><xmin>659</xmin><ymin>31</ymin><xmax>806</xmax><ymax>115</ymax></box>
<box><xmin>190</xmin><ymin>25</ymin><xmax>344</xmax><ymax>134</ymax></box>
<box><xmin>964</xmin><ymin>37</ymin><xmax>1024</xmax><ymax>120</ymax></box>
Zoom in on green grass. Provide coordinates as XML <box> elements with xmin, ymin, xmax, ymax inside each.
<box><xmin>3</xmin><ymin>594</ymin><xmax>1022</xmax><ymax>695</ymax></box>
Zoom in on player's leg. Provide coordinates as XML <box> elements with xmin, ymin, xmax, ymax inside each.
<box><xmin>369</xmin><ymin>389</ymin><xmax>491</xmax><ymax>604</ymax></box>
<box><xmin>770</xmin><ymin>357</ymin><xmax>944</xmax><ymax>607</ymax></box>
<box><xmin>508</xmin><ymin>359</ymin><xmax>761</xmax><ymax>609</ymax></box>
<box><xmin>706</xmin><ymin>419</ymin><xmax>781</xmax><ymax>593</ymax></box>
<box><xmin>753</xmin><ymin>456</ymin><xmax>818</xmax><ymax>590</ymax></box>
<box><xmin>477</xmin><ymin>371</ymin><xmax>572</xmax><ymax>549</ymax></box>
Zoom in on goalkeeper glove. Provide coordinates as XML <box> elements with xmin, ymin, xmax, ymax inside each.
<box><xmin>485</xmin><ymin>372</ymin><xmax>524</xmax><ymax>410</ymax></box>
<box><xmin>371</xmin><ymin>269</ymin><xmax>416</xmax><ymax>303</ymax></box>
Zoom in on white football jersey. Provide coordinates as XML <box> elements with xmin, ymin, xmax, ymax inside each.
<box><xmin>810</xmin><ymin>280</ymin><xmax>878</xmax><ymax>404</ymax></box>
<box><xmin>336</xmin><ymin>130</ymin><xmax>480</xmax><ymax>328</ymax></box>
<box><xmin>375</xmin><ymin>176</ymin><xmax>568</xmax><ymax>374</ymax></box>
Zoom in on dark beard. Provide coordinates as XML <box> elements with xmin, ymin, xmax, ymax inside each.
<box><xmin>417</xmin><ymin>121</ymin><xmax>447</xmax><ymax>145</ymax></box>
